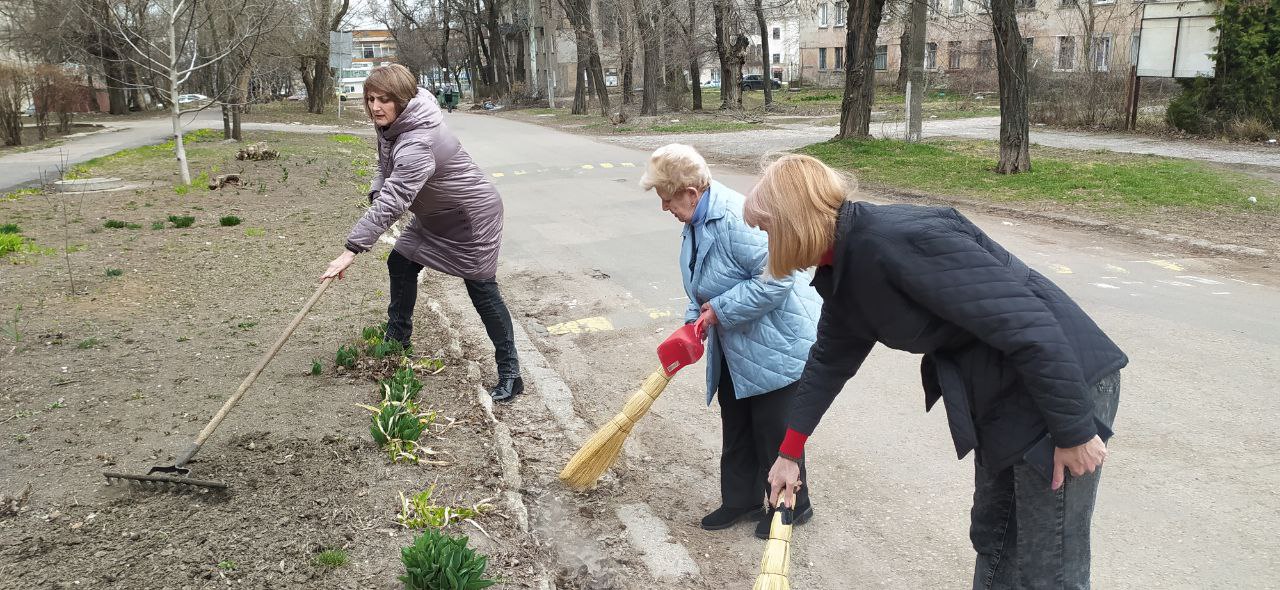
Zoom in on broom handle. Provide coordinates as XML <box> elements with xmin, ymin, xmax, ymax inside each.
<box><xmin>175</xmin><ymin>277</ymin><xmax>334</xmax><ymax>466</ymax></box>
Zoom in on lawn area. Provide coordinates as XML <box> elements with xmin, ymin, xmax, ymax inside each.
<box><xmin>800</xmin><ymin>138</ymin><xmax>1279</xmax><ymax>213</ymax></box>
<box><xmin>239</xmin><ymin>99</ymin><xmax>372</xmax><ymax>128</ymax></box>
<box><xmin>503</xmin><ymin>106</ymin><xmax>769</xmax><ymax>135</ymax></box>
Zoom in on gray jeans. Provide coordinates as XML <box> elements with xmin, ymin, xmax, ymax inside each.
<box><xmin>971</xmin><ymin>372</ymin><xmax>1121</xmax><ymax>590</ymax></box>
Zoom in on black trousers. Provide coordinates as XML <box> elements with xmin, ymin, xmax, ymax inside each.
<box><xmin>716</xmin><ymin>355</ymin><xmax>809</xmax><ymax>510</ymax></box>
<box><xmin>385</xmin><ymin>250</ymin><xmax>519</xmax><ymax>378</ymax></box>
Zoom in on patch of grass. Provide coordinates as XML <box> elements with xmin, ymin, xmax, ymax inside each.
<box><xmin>314</xmin><ymin>549</ymin><xmax>349</xmax><ymax>568</ymax></box>
<box><xmin>46</xmin><ymin>398</ymin><xmax>66</xmax><ymax>410</ymax></box>
<box><xmin>330</xmin><ymin>133</ymin><xmax>363</xmax><ymax>145</ymax></box>
<box><xmin>0</xmin><ymin>223</ymin><xmax>18</xmax><ymax>234</ymax></box>
<box><xmin>168</xmin><ymin>215</ymin><xmax>195</xmax><ymax>228</ymax></box>
<box><xmin>102</xmin><ymin>219</ymin><xmax>133</xmax><ymax>229</ymax></box>
<box><xmin>2</xmin><ymin>188</ymin><xmax>41</xmax><ymax>201</ymax></box>
<box><xmin>105</xmin><ymin>268</ymin><xmax>123</xmax><ymax>277</ymax></box>
<box><xmin>236</xmin><ymin>320</ymin><xmax>257</xmax><ymax>330</ymax></box>
<box><xmin>174</xmin><ymin>183</ymin><xmax>190</xmax><ymax>196</ymax></box>
<box><xmin>219</xmin><ymin>215</ymin><xmax>242</xmax><ymax>227</ymax></box>
<box><xmin>244</xmin><ymin>227</ymin><xmax>265</xmax><ymax>237</ymax></box>
<box><xmin>77</xmin><ymin>338</ymin><xmax>99</xmax><ymax>349</ymax></box>
<box><xmin>0</xmin><ymin>233</ymin><xmax>31</xmax><ymax>257</ymax></box>
<box><xmin>798</xmin><ymin>139</ymin><xmax>1280</xmax><ymax>211</ymax></box>
<box><xmin>151</xmin><ymin>220</ymin><xmax>165</xmax><ymax>230</ymax></box>
<box><xmin>646</xmin><ymin>120</ymin><xmax>760</xmax><ymax>133</ymax></box>
<box><xmin>797</xmin><ymin>92</ymin><xmax>842</xmax><ymax>102</ymax></box>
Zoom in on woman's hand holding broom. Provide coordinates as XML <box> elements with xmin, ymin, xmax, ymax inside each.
<box><xmin>767</xmin><ymin>456</ymin><xmax>803</xmax><ymax>509</ymax></box>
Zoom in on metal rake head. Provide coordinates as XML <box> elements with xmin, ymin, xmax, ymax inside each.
<box><xmin>102</xmin><ymin>469</ymin><xmax>228</xmax><ymax>493</ymax></box>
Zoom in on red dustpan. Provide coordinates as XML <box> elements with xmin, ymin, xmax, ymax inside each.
<box><xmin>657</xmin><ymin>323</ymin><xmax>705</xmax><ymax>377</ymax></box>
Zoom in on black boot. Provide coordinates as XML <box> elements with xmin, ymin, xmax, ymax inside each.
<box><xmin>755</xmin><ymin>502</ymin><xmax>813</xmax><ymax>539</ymax></box>
<box><xmin>489</xmin><ymin>376</ymin><xmax>523</xmax><ymax>402</ymax></box>
<box><xmin>701</xmin><ymin>505</ymin><xmax>759</xmax><ymax>531</ymax></box>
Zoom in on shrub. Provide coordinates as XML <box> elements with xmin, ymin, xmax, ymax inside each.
<box><xmin>103</xmin><ymin>220</ymin><xmax>128</xmax><ymax>229</ymax></box>
<box><xmin>0</xmin><ymin>223</ymin><xmax>18</xmax><ymax>234</ymax></box>
<box><xmin>168</xmin><ymin>215</ymin><xmax>195</xmax><ymax>228</ymax></box>
<box><xmin>105</xmin><ymin>268</ymin><xmax>123</xmax><ymax>277</ymax></box>
<box><xmin>1227</xmin><ymin>117</ymin><xmax>1274</xmax><ymax>142</ymax></box>
<box><xmin>219</xmin><ymin>215</ymin><xmax>242</xmax><ymax>227</ymax></box>
<box><xmin>399</xmin><ymin>529</ymin><xmax>496</xmax><ymax>590</ymax></box>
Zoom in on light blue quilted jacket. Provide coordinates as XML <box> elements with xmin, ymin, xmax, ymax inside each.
<box><xmin>680</xmin><ymin>181</ymin><xmax>822</xmax><ymax>404</ymax></box>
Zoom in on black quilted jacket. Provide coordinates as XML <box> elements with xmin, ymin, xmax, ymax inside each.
<box><xmin>792</xmin><ymin>201</ymin><xmax>1128</xmax><ymax>470</ymax></box>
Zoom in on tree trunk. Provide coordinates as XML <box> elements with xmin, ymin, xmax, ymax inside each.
<box><xmin>619</xmin><ymin>3</ymin><xmax>635</xmax><ymax>106</ymax></box>
<box><xmin>905</xmin><ymin>0</ymin><xmax>926</xmax><ymax>141</ymax></box>
<box><xmin>991</xmin><ymin>0</ymin><xmax>1031</xmax><ymax>173</ymax></box>
<box><xmin>167</xmin><ymin>5</ymin><xmax>191</xmax><ymax>185</ymax></box>
<box><xmin>572</xmin><ymin>40</ymin><xmax>588</xmax><ymax>114</ymax></box>
<box><xmin>104</xmin><ymin>59</ymin><xmax>129</xmax><ymax>115</ymax></box>
<box><xmin>634</xmin><ymin>0</ymin><xmax>660</xmax><ymax>115</ymax></box>
<box><xmin>689</xmin><ymin>0</ymin><xmax>702</xmax><ymax>110</ymax></box>
<box><xmin>895</xmin><ymin>30</ymin><xmax>909</xmax><ymax>94</ymax></box>
<box><xmin>309</xmin><ymin>58</ymin><xmax>332</xmax><ymax>114</ymax></box>
<box><xmin>713</xmin><ymin>0</ymin><xmax>741</xmax><ymax>109</ymax></box>
<box><xmin>755</xmin><ymin>0</ymin><xmax>772</xmax><ymax>106</ymax></box>
<box><xmin>486</xmin><ymin>0</ymin><xmax>509</xmax><ymax>97</ymax></box>
<box><xmin>836</xmin><ymin>0</ymin><xmax>886</xmax><ymax>139</ymax></box>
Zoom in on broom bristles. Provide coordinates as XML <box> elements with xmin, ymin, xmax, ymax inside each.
<box><xmin>753</xmin><ymin>509</ymin><xmax>794</xmax><ymax>589</ymax></box>
<box><xmin>559</xmin><ymin>368</ymin><xmax>672</xmax><ymax>490</ymax></box>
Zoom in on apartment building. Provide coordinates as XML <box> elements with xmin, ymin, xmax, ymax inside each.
<box><xmin>338</xmin><ymin>29</ymin><xmax>398</xmax><ymax>97</ymax></box>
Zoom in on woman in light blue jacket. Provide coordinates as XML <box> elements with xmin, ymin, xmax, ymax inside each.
<box><xmin>640</xmin><ymin>144</ymin><xmax>821</xmax><ymax>539</ymax></box>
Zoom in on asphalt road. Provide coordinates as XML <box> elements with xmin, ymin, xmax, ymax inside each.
<box><xmin>446</xmin><ymin>112</ymin><xmax>1279</xmax><ymax>588</ymax></box>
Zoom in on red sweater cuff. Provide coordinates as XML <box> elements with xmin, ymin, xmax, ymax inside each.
<box><xmin>778</xmin><ymin>428</ymin><xmax>808</xmax><ymax>460</ymax></box>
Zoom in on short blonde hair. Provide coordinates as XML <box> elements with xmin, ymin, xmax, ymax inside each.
<box><xmin>639</xmin><ymin>144</ymin><xmax>712</xmax><ymax>195</ymax></box>
<box><xmin>363</xmin><ymin>64</ymin><xmax>418</xmax><ymax>120</ymax></box>
<box><xmin>744</xmin><ymin>154</ymin><xmax>853</xmax><ymax>278</ymax></box>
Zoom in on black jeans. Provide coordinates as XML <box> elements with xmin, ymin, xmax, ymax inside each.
<box><xmin>385</xmin><ymin>250</ymin><xmax>519</xmax><ymax>379</ymax></box>
<box><xmin>970</xmin><ymin>372</ymin><xmax>1121</xmax><ymax>590</ymax></box>
<box><xmin>716</xmin><ymin>354</ymin><xmax>809</xmax><ymax>510</ymax></box>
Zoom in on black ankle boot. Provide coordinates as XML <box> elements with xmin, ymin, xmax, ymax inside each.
<box><xmin>489</xmin><ymin>376</ymin><xmax>523</xmax><ymax>402</ymax></box>
<box><xmin>701</xmin><ymin>505</ymin><xmax>759</xmax><ymax>530</ymax></box>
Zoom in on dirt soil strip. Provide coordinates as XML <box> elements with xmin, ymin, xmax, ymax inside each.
<box><xmin>0</xmin><ymin>131</ymin><xmax>541</xmax><ymax>589</ymax></box>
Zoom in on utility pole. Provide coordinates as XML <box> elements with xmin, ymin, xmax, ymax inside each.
<box><xmin>541</xmin><ymin>0</ymin><xmax>557</xmax><ymax>108</ymax></box>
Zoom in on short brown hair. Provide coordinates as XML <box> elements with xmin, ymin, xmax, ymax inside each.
<box><xmin>744</xmin><ymin>154</ymin><xmax>853</xmax><ymax>278</ymax></box>
<box><xmin>362</xmin><ymin>63</ymin><xmax>418</xmax><ymax>120</ymax></box>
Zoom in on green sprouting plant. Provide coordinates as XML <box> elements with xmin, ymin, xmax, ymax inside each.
<box><xmin>361</xmin><ymin>323</ymin><xmax>386</xmax><ymax>345</ymax></box>
<box><xmin>370</xmin><ymin>338</ymin><xmax>407</xmax><ymax>360</ymax></box>
<box><xmin>2</xmin><ymin>188</ymin><xmax>40</xmax><ymax>201</ymax></box>
<box><xmin>220</xmin><ymin>216</ymin><xmax>242</xmax><ymax>227</ymax></box>
<box><xmin>103</xmin><ymin>219</ymin><xmax>127</xmax><ymax>229</ymax></box>
<box><xmin>174</xmin><ymin>183</ymin><xmax>190</xmax><ymax>196</ymax></box>
<box><xmin>280</xmin><ymin>164</ymin><xmax>289</xmax><ymax>184</ymax></box>
<box><xmin>1</xmin><ymin>223</ymin><xmax>21</xmax><ymax>234</ymax></box>
<box><xmin>217</xmin><ymin>560</ymin><xmax>237</xmax><ymax>571</ymax></box>
<box><xmin>314</xmin><ymin>549</ymin><xmax>349</xmax><ymax>568</ymax></box>
<box><xmin>336</xmin><ymin>344</ymin><xmax>358</xmax><ymax>369</ymax></box>
<box><xmin>46</xmin><ymin>398</ymin><xmax>66</xmax><ymax>410</ymax></box>
<box><xmin>330</xmin><ymin>133</ymin><xmax>363</xmax><ymax>145</ymax></box>
<box><xmin>397</xmin><ymin>486</ymin><xmax>494</xmax><ymax>530</ymax></box>
<box><xmin>379</xmin><ymin>366</ymin><xmax>422</xmax><ymax>404</ymax></box>
<box><xmin>105</xmin><ymin>268</ymin><xmax>123</xmax><ymax>277</ymax></box>
<box><xmin>364</xmin><ymin>401</ymin><xmax>436</xmax><ymax>463</ymax></box>
<box><xmin>151</xmin><ymin>221</ymin><xmax>165</xmax><ymax>230</ymax></box>
<box><xmin>77</xmin><ymin>338</ymin><xmax>99</xmax><ymax>349</ymax></box>
<box><xmin>2</xmin><ymin>305</ymin><xmax>21</xmax><ymax>343</ymax></box>
<box><xmin>310</xmin><ymin>359</ymin><xmax>323</xmax><ymax>375</ymax></box>
<box><xmin>399</xmin><ymin>529</ymin><xmax>496</xmax><ymax>590</ymax></box>
<box><xmin>0</xmin><ymin>233</ymin><xmax>27</xmax><ymax>256</ymax></box>
<box><xmin>257</xmin><ymin>182</ymin><xmax>267</xmax><ymax>195</ymax></box>
<box><xmin>244</xmin><ymin>227</ymin><xmax>265</xmax><ymax>237</ymax></box>
<box><xmin>192</xmin><ymin>171</ymin><xmax>210</xmax><ymax>187</ymax></box>
<box><xmin>168</xmin><ymin>215</ymin><xmax>195</xmax><ymax>228</ymax></box>
<box><xmin>236</xmin><ymin>320</ymin><xmax>257</xmax><ymax>330</ymax></box>
<box><xmin>411</xmin><ymin>357</ymin><xmax>446</xmax><ymax>375</ymax></box>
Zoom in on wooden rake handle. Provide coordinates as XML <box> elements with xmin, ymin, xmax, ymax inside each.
<box><xmin>175</xmin><ymin>276</ymin><xmax>334</xmax><ymax>466</ymax></box>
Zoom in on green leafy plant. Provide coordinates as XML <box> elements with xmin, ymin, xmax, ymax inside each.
<box><xmin>2</xmin><ymin>188</ymin><xmax>40</xmax><ymax>201</ymax></box>
<box><xmin>411</xmin><ymin>357</ymin><xmax>446</xmax><ymax>374</ymax></box>
<box><xmin>330</xmin><ymin>133</ymin><xmax>363</xmax><ymax>145</ymax></box>
<box><xmin>1</xmin><ymin>223</ymin><xmax>21</xmax><ymax>234</ymax></box>
<box><xmin>397</xmin><ymin>486</ymin><xmax>494</xmax><ymax>530</ymax></box>
<box><xmin>151</xmin><ymin>221</ymin><xmax>165</xmax><ymax>230</ymax></box>
<box><xmin>46</xmin><ymin>398</ymin><xmax>66</xmax><ymax>410</ymax></box>
<box><xmin>368</xmin><ymin>402</ymin><xmax>427</xmax><ymax>457</ymax></box>
<box><xmin>314</xmin><ymin>549</ymin><xmax>349</xmax><ymax>568</ymax></box>
<box><xmin>399</xmin><ymin>529</ymin><xmax>496</xmax><ymax>590</ymax></box>
<box><xmin>105</xmin><ymin>268</ymin><xmax>123</xmax><ymax>277</ymax></box>
<box><xmin>371</xmin><ymin>338</ymin><xmax>407</xmax><ymax>360</ymax></box>
<box><xmin>336</xmin><ymin>344</ymin><xmax>358</xmax><ymax>369</ymax></box>
<box><xmin>0</xmin><ymin>233</ymin><xmax>26</xmax><ymax>256</ymax></box>
<box><xmin>220</xmin><ymin>215</ymin><xmax>242</xmax><ymax>227</ymax></box>
<box><xmin>310</xmin><ymin>359</ymin><xmax>323</xmax><ymax>375</ymax></box>
<box><xmin>103</xmin><ymin>220</ymin><xmax>128</xmax><ymax>229</ymax></box>
<box><xmin>168</xmin><ymin>215</ymin><xmax>195</xmax><ymax>228</ymax></box>
<box><xmin>361</xmin><ymin>323</ymin><xmax>386</xmax><ymax>345</ymax></box>
<box><xmin>244</xmin><ymin>227</ymin><xmax>266</xmax><ymax>237</ymax></box>
<box><xmin>174</xmin><ymin>183</ymin><xmax>190</xmax><ymax>196</ymax></box>
<box><xmin>280</xmin><ymin>164</ymin><xmax>289</xmax><ymax>184</ymax></box>
<box><xmin>218</xmin><ymin>560</ymin><xmax>237</xmax><ymax>571</ymax></box>
<box><xmin>236</xmin><ymin>320</ymin><xmax>257</xmax><ymax>330</ymax></box>
<box><xmin>379</xmin><ymin>366</ymin><xmax>423</xmax><ymax>404</ymax></box>
<box><xmin>77</xmin><ymin>338</ymin><xmax>98</xmax><ymax>349</ymax></box>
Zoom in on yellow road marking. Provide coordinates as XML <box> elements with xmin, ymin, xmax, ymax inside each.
<box><xmin>620</xmin><ymin>162</ymin><xmax>635</xmax><ymax>167</ymax></box>
<box><xmin>1048</xmin><ymin>264</ymin><xmax>1073</xmax><ymax>274</ymax></box>
<box><xmin>546</xmin><ymin>316</ymin><xmax>614</xmax><ymax>335</ymax></box>
<box><xmin>600</xmin><ymin>163</ymin><xmax>615</xmax><ymax>168</ymax></box>
<box><xmin>647</xmin><ymin>309</ymin><xmax>672</xmax><ymax>319</ymax></box>
<box><xmin>1145</xmin><ymin>260</ymin><xmax>1184</xmax><ymax>272</ymax></box>
<box><xmin>1105</xmin><ymin>264</ymin><xmax>1129</xmax><ymax>274</ymax></box>
<box><xmin>491</xmin><ymin>172</ymin><xmax>505</xmax><ymax>178</ymax></box>
<box><xmin>581</xmin><ymin>164</ymin><xmax>594</xmax><ymax>170</ymax></box>
<box><xmin>513</xmin><ymin>170</ymin><xmax>527</xmax><ymax>176</ymax></box>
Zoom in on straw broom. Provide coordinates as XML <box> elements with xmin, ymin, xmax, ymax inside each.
<box><xmin>753</xmin><ymin>504</ymin><xmax>795</xmax><ymax>590</ymax></box>
<box><xmin>559</xmin><ymin>367</ymin><xmax>672</xmax><ymax>490</ymax></box>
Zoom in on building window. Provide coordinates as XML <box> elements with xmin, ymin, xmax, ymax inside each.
<box><xmin>355</xmin><ymin>42</ymin><xmax>384</xmax><ymax>59</ymax></box>
<box><xmin>948</xmin><ymin>40</ymin><xmax>962</xmax><ymax>69</ymax></box>
<box><xmin>978</xmin><ymin>39</ymin><xmax>994</xmax><ymax>69</ymax></box>
<box><xmin>772</xmin><ymin>27</ymin><xmax>781</xmax><ymax>40</ymax></box>
<box><xmin>836</xmin><ymin>47</ymin><xmax>845</xmax><ymax>69</ymax></box>
<box><xmin>1058</xmin><ymin>36</ymin><xmax>1076</xmax><ymax>70</ymax></box>
<box><xmin>819</xmin><ymin>47</ymin><xmax>828</xmax><ymax>69</ymax></box>
<box><xmin>1093</xmin><ymin>35</ymin><xmax>1112</xmax><ymax>71</ymax></box>
<box><xmin>950</xmin><ymin>0</ymin><xmax>964</xmax><ymax>14</ymax></box>
<box><xmin>1130</xmin><ymin>32</ymin><xmax>1141</xmax><ymax>64</ymax></box>
<box><xmin>818</xmin><ymin>2</ymin><xmax>830</xmax><ymax>26</ymax></box>
<box><xmin>772</xmin><ymin>53</ymin><xmax>781</xmax><ymax>64</ymax></box>
<box><xmin>925</xmin><ymin>42</ymin><xmax>937</xmax><ymax>69</ymax></box>
<box><xmin>874</xmin><ymin>45</ymin><xmax>888</xmax><ymax>70</ymax></box>
<box><xmin>835</xmin><ymin>2</ymin><xmax>847</xmax><ymax>25</ymax></box>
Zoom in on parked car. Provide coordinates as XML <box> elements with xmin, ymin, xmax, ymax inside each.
<box><xmin>177</xmin><ymin>93</ymin><xmax>208</xmax><ymax>104</ymax></box>
<box><xmin>740</xmin><ymin>75</ymin><xmax>782</xmax><ymax>91</ymax></box>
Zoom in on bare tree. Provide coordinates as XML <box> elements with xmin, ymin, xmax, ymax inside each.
<box><xmin>633</xmin><ymin>0</ymin><xmax>661</xmax><ymax>114</ymax></box>
<box><xmin>836</xmin><ymin>0</ymin><xmax>886</xmax><ymax>138</ymax></box>
<box><xmin>104</xmin><ymin>0</ymin><xmax>277</xmax><ymax>182</ymax></box>
<box><xmin>990</xmin><ymin>0</ymin><xmax>1029</xmax><ymax>172</ymax></box>
<box><xmin>713</xmin><ymin>0</ymin><xmax>749</xmax><ymax>109</ymax></box>
<box><xmin>561</xmin><ymin>0</ymin><xmax>610</xmax><ymax>114</ymax></box>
